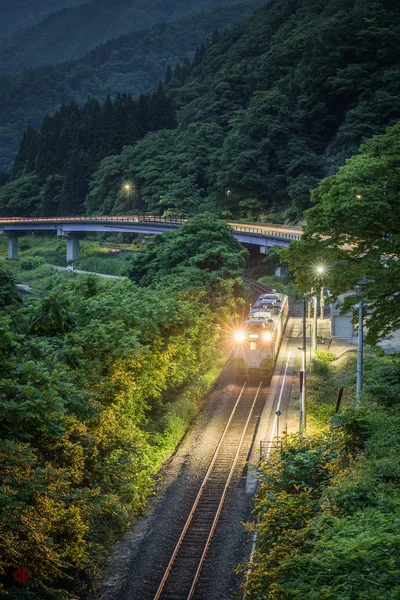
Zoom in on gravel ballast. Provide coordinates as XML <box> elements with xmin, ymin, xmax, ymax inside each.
<box><xmin>90</xmin><ymin>367</ymin><xmax>270</xmax><ymax>600</ymax></box>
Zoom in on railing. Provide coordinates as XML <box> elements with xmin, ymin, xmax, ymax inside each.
<box><xmin>0</xmin><ymin>215</ymin><xmax>304</xmax><ymax>240</ymax></box>
<box><xmin>232</xmin><ymin>224</ymin><xmax>302</xmax><ymax>240</ymax></box>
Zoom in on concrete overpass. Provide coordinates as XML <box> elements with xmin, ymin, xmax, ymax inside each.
<box><xmin>0</xmin><ymin>215</ymin><xmax>303</xmax><ymax>261</ymax></box>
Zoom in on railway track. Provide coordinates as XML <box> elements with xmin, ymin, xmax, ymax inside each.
<box><xmin>153</xmin><ymin>382</ymin><xmax>266</xmax><ymax>600</ymax></box>
<box><xmin>242</xmin><ymin>276</ymin><xmax>271</xmax><ymax>295</ymax></box>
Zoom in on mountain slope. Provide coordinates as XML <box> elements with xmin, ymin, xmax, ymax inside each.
<box><xmin>3</xmin><ymin>0</ymin><xmax>400</xmax><ymax>221</ymax></box>
<box><xmin>0</xmin><ymin>0</ymin><xmax>263</xmax><ymax>171</ymax></box>
<box><xmin>0</xmin><ymin>0</ymin><xmax>258</xmax><ymax>74</ymax></box>
<box><xmin>0</xmin><ymin>0</ymin><xmax>86</xmax><ymax>43</ymax></box>
<box><xmin>87</xmin><ymin>0</ymin><xmax>400</xmax><ymax>219</ymax></box>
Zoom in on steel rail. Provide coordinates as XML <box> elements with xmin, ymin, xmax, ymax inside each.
<box><xmin>242</xmin><ymin>276</ymin><xmax>272</xmax><ymax>295</ymax></box>
<box><xmin>153</xmin><ymin>381</ymin><xmax>262</xmax><ymax>600</ymax></box>
<box><xmin>187</xmin><ymin>381</ymin><xmax>262</xmax><ymax>600</ymax></box>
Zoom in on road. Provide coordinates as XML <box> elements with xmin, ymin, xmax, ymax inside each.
<box><xmin>46</xmin><ymin>264</ymin><xmax>125</xmax><ymax>279</ymax></box>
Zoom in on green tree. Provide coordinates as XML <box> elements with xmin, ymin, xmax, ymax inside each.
<box><xmin>0</xmin><ymin>264</ymin><xmax>22</xmax><ymax>309</ymax></box>
<box><xmin>283</xmin><ymin>122</ymin><xmax>400</xmax><ymax>343</ymax></box>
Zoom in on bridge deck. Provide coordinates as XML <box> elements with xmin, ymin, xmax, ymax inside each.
<box><xmin>0</xmin><ymin>215</ymin><xmax>303</xmax><ymax>242</ymax></box>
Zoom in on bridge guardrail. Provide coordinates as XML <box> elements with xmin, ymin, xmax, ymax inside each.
<box><xmin>231</xmin><ymin>225</ymin><xmax>302</xmax><ymax>240</ymax></box>
<box><xmin>0</xmin><ymin>215</ymin><xmax>303</xmax><ymax>240</ymax></box>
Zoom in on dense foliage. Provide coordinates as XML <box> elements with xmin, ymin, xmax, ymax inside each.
<box><xmin>246</xmin><ymin>353</ymin><xmax>400</xmax><ymax>599</ymax></box>
<box><xmin>0</xmin><ymin>87</ymin><xmax>177</xmax><ymax>216</ymax></box>
<box><xmin>0</xmin><ymin>1</ymin><xmax>262</xmax><ymax>172</ymax></box>
<box><xmin>283</xmin><ymin>122</ymin><xmax>400</xmax><ymax>344</ymax></box>
<box><xmin>128</xmin><ymin>213</ymin><xmax>248</xmax><ymax>291</ymax></box>
<box><xmin>78</xmin><ymin>0</ymin><xmax>400</xmax><ymax>219</ymax></box>
<box><xmin>3</xmin><ymin>0</ymin><xmax>399</xmax><ymax>218</ymax></box>
<box><xmin>0</xmin><ymin>216</ymin><xmax>245</xmax><ymax>599</ymax></box>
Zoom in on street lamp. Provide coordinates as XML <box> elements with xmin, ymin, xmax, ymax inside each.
<box><xmin>122</xmin><ymin>182</ymin><xmax>135</xmax><ymax>212</ymax></box>
<box><xmin>355</xmin><ymin>285</ymin><xmax>364</xmax><ymax>408</ymax></box>
<box><xmin>299</xmin><ymin>298</ymin><xmax>307</xmax><ymax>433</ymax></box>
<box><xmin>316</xmin><ymin>265</ymin><xmax>326</xmax><ymax>318</ymax></box>
<box><xmin>311</xmin><ymin>265</ymin><xmax>326</xmax><ymax>351</ymax></box>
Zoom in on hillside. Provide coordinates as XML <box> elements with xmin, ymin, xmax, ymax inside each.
<box><xmin>0</xmin><ymin>0</ymin><xmax>264</xmax><ymax>172</ymax></box>
<box><xmin>0</xmin><ymin>0</ymin><xmax>85</xmax><ymax>43</ymax></box>
<box><xmin>0</xmin><ymin>0</ymin><xmax>261</xmax><ymax>74</ymax></box>
<box><xmin>87</xmin><ymin>0</ymin><xmax>400</xmax><ymax>220</ymax></box>
<box><xmin>2</xmin><ymin>0</ymin><xmax>400</xmax><ymax>221</ymax></box>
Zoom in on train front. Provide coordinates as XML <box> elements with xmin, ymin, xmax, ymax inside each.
<box><xmin>232</xmin><ymin>312</ymin><xmax>275</xmax><ymax>380</ymax></box>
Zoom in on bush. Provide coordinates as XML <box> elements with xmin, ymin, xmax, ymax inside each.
<box><xmin>20</xmin><ymin>256</ymin><xmax>45</xmax><ymax>270</ymax></box>
<box><xmin>247</xmin><ymin>354</ymin><xmax>400</xmax><ymax>600</ymax></box>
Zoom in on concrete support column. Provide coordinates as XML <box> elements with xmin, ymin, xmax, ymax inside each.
<box><xmin>6</xmin><ymin>233</ymin><xmax>21</xmax><ymax>260</ymax></box>
<box><xmin>8</xmin><ymin>236</ymin><xmax>19</xmax><ymax>260</ymax></box>
<box><xmin>66</xmin><ymin>237</ymin><xmax>81</xmax><ymax>262</ymax></box>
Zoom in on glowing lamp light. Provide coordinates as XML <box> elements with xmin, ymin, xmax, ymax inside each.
<box><xmin>234</xmin><ymin>331</ymin><xmax>246</xmax><ymax>343</ymax></box>
<box><xmin>263</xmin><ymin>332</ymin><xmax>272</xmax><ymax>342</ymax></box>
<box><xmin>316</xmin><ymin>265</ymin><xmax>325</xmax><ymax>275</ymax></box>
<box><xmin>123</xmin><ymin>183</ymin><xmax>132</xmax><ymax>192</ymax></box>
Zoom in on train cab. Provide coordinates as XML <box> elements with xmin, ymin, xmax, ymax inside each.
<box><xmin>233</xmin><ymin>292</ymin><xmax>288</xmax><ymax>380</ymax></box>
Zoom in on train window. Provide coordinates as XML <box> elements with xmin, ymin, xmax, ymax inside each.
<box><xmin>250</xmin><ymin>342</ymin><xmax>257</xmax><ymax>351</ymax></box>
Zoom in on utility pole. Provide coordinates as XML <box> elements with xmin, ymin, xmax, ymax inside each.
<box><xmin>302</xmin><ymin>298</ymin><xmax>307</xmax><ymax>431</ymax></box>
<box><xmin>320</xmin><ymin>286</ymin><xmax>325</xmax><ymax>319</ymax></box>
<box><xmin>356</xmin><ymin>299</ymin><xmax>364</xmax><ymax>408</ymax></box>
<box><xmin>300</xmin><ymin>299</ymin><xmax>307</xmax><ymax>433</ymax></box>
<box><xmin>312</xmin><ymin>293</ymin><xmax>318</xmax><ymax>351</ymax></box>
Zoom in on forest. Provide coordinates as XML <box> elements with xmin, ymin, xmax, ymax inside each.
<box><xmin>0</xmin><ymin>0</ymin><xmax>263</xmax><ymax>171</ymax></box>
<box><xmin>0</xmin><ymin>214</ymin><xmax>247</xmax><ymax>599</ymax></box>
<box><xmin>1</xmin><ymin>0</ymin><xmax>399</xmax><ymax>220</ymax></box>
<box><xmin>0</xmin><ymin>86</ymin><xmax>177</xmax><ymax>216</ymax></box>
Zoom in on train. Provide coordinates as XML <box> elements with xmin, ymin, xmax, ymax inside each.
<box><xmin>233</xmin><ymin>290</ymin><xmax>289</xmax><ymax>379</ymax></box>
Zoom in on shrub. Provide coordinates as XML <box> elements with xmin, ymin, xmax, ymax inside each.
<box><xmin>20</xmin><ymin>256</ymin><xmax>45</xmax><ymax>270</ymax></box>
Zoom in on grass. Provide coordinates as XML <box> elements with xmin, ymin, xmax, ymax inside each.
<box><xmin>150</xmin><ymin>354</ymin><xmax>227</xmax><ymax>462</ymax></box>
<box><xmin>0</xmin><ymin>234</ymin><xmax>141</xmax><ymax>279</ymax></box>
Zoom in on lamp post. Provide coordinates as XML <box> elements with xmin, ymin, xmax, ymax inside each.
<box><xmin>356</xmin><ymin>289</ymin><xmax>364</xmax><ymax>408</ymax></box>
<box><xmin>316</xmin><ymin>265</ymin><xmax>325</xmax><ymax>319</ymax></box>
<box><xmin>312</xmin><ymin>291</ymin><xmax>318</xmax><ymax>351</ymax></box>
<box><xmin>312</xmin><ymin>265</ymin><xmax>326</xmax><ymax>351</ymax></box>
<box><xmin>301</xmin><ymin>298</ymin><xmax>307</xmax><ymax>432</ymax></box>
<box><xmin>123</xmin><ymin>182</ymin><xmax>133</xmax><ymax>211</ymax></box>
<box><xmin>299</xmin><ymin>300</ymin><xmax>306</xmax><ymax>433</ymax></box>
<box><xmin>320</xmin><ymin>286</ymin><xmax>325</xmax><ymax>319</ymax></box>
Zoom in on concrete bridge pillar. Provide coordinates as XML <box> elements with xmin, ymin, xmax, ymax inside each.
<box><xmin>59</xmin><ymin>231</ymin><xmax>85</xmax><ymax>263</ymax></box>
<box><xmin>66</xmin><ymin>236</ymin><xmax>81</xmax><ymax>263</ymax></box>
<box><xmin>6</xmin><ymin>233</ymin><xmax>23</xmax><ymax>260</ymax></box>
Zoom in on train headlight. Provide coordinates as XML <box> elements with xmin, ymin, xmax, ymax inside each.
<box><xmin>263</xmin><ymin>332</ymin><xmax>272</xmax><ymax>342</ymax></box>
<box><xmin>234</xmin><ymin>331</ymin><xmax>246</xmax><ymax>343</ymax></box>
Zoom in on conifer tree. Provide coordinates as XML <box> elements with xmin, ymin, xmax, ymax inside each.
<box><xmin>149</xmin><ymin>84</ymin><xmax>177</xmax><ymax>131</ymax></box>
<box><xmin>137</xmin><ymin>94</ymin><xmax>150</xmax><ymax>136</ymax></box>
<box><xmin>13</xmin><ymin>127</ymin><xmax>38</xmax><ymax>175</ymax></box>
<box><xmin>165</xmin><ymin>65</ymin><xmax>173</xmax><ymax>85</ymax></box>
<box><xmin>124</xmin><ymin>98</ymin><xmax>141</xmax><ymax>146</ymax></box>
<box><xmin>59</xmin><ymin>145</ymin><xmax>89</xmax><ymax>215</ymax></box>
